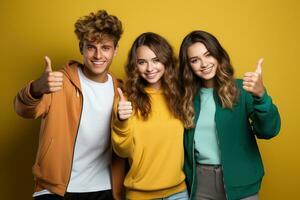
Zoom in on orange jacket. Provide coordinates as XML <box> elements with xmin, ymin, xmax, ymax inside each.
<box><xmin>14</xmin><ymin>61</ymin><xmax>125</xmax><ymax>199</ymax></box>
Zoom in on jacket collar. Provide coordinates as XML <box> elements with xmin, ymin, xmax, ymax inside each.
<box><xmin>61</xmin><ymin>60</ymin><xmax>120</xmax><ymax>94</ymax></box>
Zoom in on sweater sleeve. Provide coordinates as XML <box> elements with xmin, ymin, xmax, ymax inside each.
<box><xmin>111</xmin><ymin>98</ymin><xmax>134</xmax><ymax>158</ymax></box>
<box><xmin>13</xmin><ymin>81</ymin><xmax>51</xmax><ymax>119</ymax></box>
<box><xmin>245</xmin><ymin>88</ymin><xmax>281</xmax><ymax>139</ymax></box>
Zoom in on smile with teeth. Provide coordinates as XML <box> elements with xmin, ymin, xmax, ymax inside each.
<box><xmin>145</xmin><ymin>72</ymin><xmax>157</xmax><ymax>79</ymax></box>
<box><xmin>92</xmin><ymin>60</ymin><xmax>106</xmax><ymax>65</ymax></box>
<box><xmin>200</xmin><ymin>64</ymin><xmax>213</xmax><ymax>74</ymax></box>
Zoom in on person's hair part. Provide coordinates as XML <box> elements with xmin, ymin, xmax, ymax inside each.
<box><xmin>179</xmin><ymin>30</ymin><xmax>239</xmax><ymax>128</ymax></box>
<box><xmin>125</xmin><ymin>32</ymin><xmax>187</xmax><ymax>126</ymax></box>
<box><xmin>74</xmin><ymin>10</ymin><xmax>123</xmax><ymax>52</ymax></box>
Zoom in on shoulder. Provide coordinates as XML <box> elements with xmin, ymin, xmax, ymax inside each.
<box><xmin>109</xmin><ymin>73</ymin><xmax>123</xmax><ymax>88</ymax></box>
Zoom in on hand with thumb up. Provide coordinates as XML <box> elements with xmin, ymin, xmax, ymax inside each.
<box><xmin>242</xmin><ymin>58</ymin><xmax>265</xmax><ymax>98</ymax></box>
<box><xmin>117</xmin><ymin>88</ymin><xmax>133</xmax><ymax>120</ymax></box>
<box><xmin>30</xmin><ymin>56</ymin><xmax>64</xmax><ymax>99</ymax></box>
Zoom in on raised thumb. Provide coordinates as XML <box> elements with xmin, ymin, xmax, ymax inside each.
<box><xmin>255</xmin><ymin>58</ymin><xmax>263</xmax><ymax>74</ymax></box>
<box><xmin>44</xmin><ymin>56</ymin><xmax>52</xmax><ymax>72</ymax></box>
<box><xmin>117</xmin><ymin>88</ymin><xmax>125</xmax><ymax>102</ymax></box>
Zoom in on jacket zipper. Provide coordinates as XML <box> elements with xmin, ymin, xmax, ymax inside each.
<box><xmin>190</xmin><ymin>137</ymin><xmax>195</xmax><ymax>200</ymax></box>
<box><xmin>215</xmin><ymin>127</ymin><xmax>228</xmax><ymax>200</ymax></box>
<box><xmin>190</xmin><ymin>92</ymin><xmax>199</xmax><ymax>200</ymax></box>
<box><xmin>64</xmin><ymin>88</ymin><xmax>83</xmax><ymax>194</ymax></box>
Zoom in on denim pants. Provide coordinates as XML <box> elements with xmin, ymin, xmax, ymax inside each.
<box><xmin>154</xmin><ymin>189</ymin><xmax>189</xmax><ymax>200</ymax></box>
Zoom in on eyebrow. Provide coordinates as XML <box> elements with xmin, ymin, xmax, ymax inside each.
<box><xmin>136</xmin><ymin>56</ymin><xmax>158</xmax><ymax>60</ymax></box>
<box><xmin>188</xmin><ymin>56</ymin><xmax>198</xmax><ymax>60</ymax></box>
<box><xmin>188</xmin><ymin>50</ymin><xmax>209</xmax><ymax>60</ymax></box>
<box><xmin>85</xmin><ymin>43</ymin><xmax>95</xmax><ymax>47</ymax></box>
<box><xmin>102</xmin><ymin>44</ymin><xmax>113</xmax><ymax>48</ymax></box>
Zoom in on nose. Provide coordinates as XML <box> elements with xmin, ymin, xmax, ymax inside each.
<box><xmin>201</xmin><ymin>60</ymin><xmax>209</xmax><ymax>68</ymax></box>
<box><xmin>94</xmin><ymin>48</ymin><xmax>102</xmax><ymax>59</ymax></box>
<box><xmin>146</xmin><ymin>62</ymin><xmax>154</xmax><ymax>72</ymax></box>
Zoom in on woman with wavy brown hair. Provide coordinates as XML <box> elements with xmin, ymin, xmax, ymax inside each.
<box><xmin>111</xmin><ymin>32</ymin><xmax>189</xmax><ymax>200</ymax></box>
<box><xmin>179</xmin><ymin>30</ymin><xmax>281</xmax><ymax>200</ymax></box>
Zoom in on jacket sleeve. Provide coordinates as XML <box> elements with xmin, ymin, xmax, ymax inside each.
<box><xmin>111</xmin><ymin>152</ymin><xmax>126</xmax><ymax>200</ymax></box>
<box><xmin>111</xmin><ymin>98</ymin><xmax>134</xmax><ymax>158</ymax></box>
<box><xmin>245</xmin><ymin>89</ymin><xmax>281</xmax><ymax>139</ymax></box>
<box><xmin>13</xmin><ymin>81</ymin><xmax>51</xmax><ymax>119</ymax></box>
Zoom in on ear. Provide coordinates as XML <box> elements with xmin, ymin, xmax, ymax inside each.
<box><xmin>79</xmin><ymin>41</ymin><xmax>83</xmax><ymax>55</ymax></box>
<box><xmin>113</xmin><ymin>45</ymin><xmax>119</xmax><ymax>57</ymax></box>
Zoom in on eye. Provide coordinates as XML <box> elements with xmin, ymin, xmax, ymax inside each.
<box><xmin>152</xmin><ymin>58</ymin><xmax>160</xmax><ymax>64</ymax></box>
<box><xmin>205</xmin><ymin>52</ymin><xmax>212</xmax><ymax>57</ymax></box>
<box><xmin>102</xmin><ymin>46</ymin><xmax>111</xmax><ymax>51</ymax></box>
<box><xmin>190</xmin><ymin>58</ymin><xmax>199</xmax><ymax>64</ymax></box>
<box><xmin>86</xmin><ymin>45</ymin><xmax>94</xmax><ymax>50</ymax></box>
<box><xmin>137</xmin><ymin>60</ymin><xmax>146</xmax><ymax>65</ymax></box>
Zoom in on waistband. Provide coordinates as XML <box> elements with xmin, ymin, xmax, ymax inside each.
<box><xmin>197</xmin><ymin>164</ymin><xmax>222</xmax><ymax>170</ymax></box>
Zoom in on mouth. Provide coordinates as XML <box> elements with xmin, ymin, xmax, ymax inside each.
<box><xmin>200</xmin><ymin>64</ymin><xmax>214</xmax><ymax>74</ymax></box>
<box><xmin>145</xmin><ymin>72</ymin><xmax>158</xmax><ymax>79</ymax></box>
<box><xmin>92</xmin><ymin>60</ymin><xmax>106</xmax><ymax>66</ymax></box>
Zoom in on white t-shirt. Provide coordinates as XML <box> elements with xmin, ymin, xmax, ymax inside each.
<box><xmin>33</xmin><ymin>68</ymin><xmax>114</xmax><ymax>197</ymax></box>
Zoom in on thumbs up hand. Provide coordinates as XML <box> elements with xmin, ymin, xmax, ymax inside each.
<box><xmin>30</xmin><ymin>56</ymin><xmax>64</xmax><ymax>98</ymax></box>
<box><xmin>117</xmin><ymin>88</ymin><xmax>133</xmax><ymax>120</ymax></box>
<box><xmin>242</xmin><ymin>58</ymin><xmax>265</xmax><ymax>98</ymax></box>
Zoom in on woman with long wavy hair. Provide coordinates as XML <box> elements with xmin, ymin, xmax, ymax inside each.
<box><xmin>111</xmin><ymin>32</ymin><xmax>189</xmax><ymax>200</ymax></box>
<box><xmin>179</xmin><ymin>30</ymin><xmax>281</xmax><ymax>200</ymax></box>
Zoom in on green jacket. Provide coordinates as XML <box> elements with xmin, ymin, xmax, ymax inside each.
<box><xmin>184</xmin><ymin>79</ymin><xmax>281</xmax><ymax>200</ymax></box>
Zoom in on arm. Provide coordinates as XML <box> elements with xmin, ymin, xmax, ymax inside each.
<box><xmin>246</xmin><ymin>90</ymin><xmax>281</xmax><ymax>139</ymax></box>
<box><xmin>13</xmin><ymin>56</ymin><xmax>63</xmax><ymax>119</ymax></box>
<box><xmin>111</xmin><ymin>88</ymin><xmax>134</xmax><ymax>158</ymax></box>
<box><xmin>242</xmin><ymin>58</ymin><xmax>281</xmax><ymax>139</ymax></box>
<box><xmin>14</xmin><ymin>81</ymin><xmax>51</xmax><ymax>119</ymax></box>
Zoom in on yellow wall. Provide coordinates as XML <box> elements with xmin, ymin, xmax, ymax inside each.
<box><xmin>1</xmin><ymin>0</ymin><xmax>299</xmax><ymax>199</ymax></box>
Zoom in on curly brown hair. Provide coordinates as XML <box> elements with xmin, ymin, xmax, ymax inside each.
<box><xmin>179</xmin><ymin>30</ymin><xmax>239</xmax><ymax>128</ymax></box>
<box><xmin>74</xmin><ymin>10</ymin><xmax>123</xmax><ymax>52</ymax></box>
<box><xmin>125</xmin><ymin>32</ymin><xmax>187</xmax><ymax>126</ymax></box>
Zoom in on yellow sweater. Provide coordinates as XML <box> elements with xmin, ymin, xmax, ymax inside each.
<box><xmin>111</xmin><ymin>88</ymin><xmax>186</xmax><ymax>199</ymax></box>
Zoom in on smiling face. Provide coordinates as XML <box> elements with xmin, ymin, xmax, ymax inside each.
<box><xmin>187</xmin><ymin>42</ymin><xmax>219</xmax><ymax>88</ymax></box>
<box><xmin>136</xmin><ymin>45</ymin><xmax>165</xmax><ymax>90</ymax></box>
<box><xmin>81</xmin><ymin>36</ymin><xmax>117</xmax><ymax>82</ymax></box>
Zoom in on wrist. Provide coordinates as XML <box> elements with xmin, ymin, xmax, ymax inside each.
<box><xmin>256</xmin><ymin>88</ymin><xmax>265</xmax><ymax>98</ymax></box>
<box><xmin>30</xmin><ymin>81</ymin><xmax>43</xmax><ymax>99</ymax></box>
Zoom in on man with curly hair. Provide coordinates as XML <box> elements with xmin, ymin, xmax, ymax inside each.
<box><xmin>14</xmin><ymin>10</ymin><xmax>125</xmax><ymax>200</ymax></box>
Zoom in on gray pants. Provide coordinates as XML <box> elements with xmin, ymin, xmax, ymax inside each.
<box><xmin>195</xmin><ymin>164</ymin><xmax>259</xmax><ymax>200</ymax></box>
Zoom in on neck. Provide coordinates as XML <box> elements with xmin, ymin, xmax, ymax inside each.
<box><xmin>82</xmin><ymin>67</ymin><xmax>108</xmax><ymax>83</ymax></box>
<box><xmin>202</xmin><ymin>79</ymin><xmax>215</xmax><ymax>88</ymax></box>
<box><xmin>148</xmin><ymin>82</ymin><xmax>161</xmax><ymax>90</ymax></box>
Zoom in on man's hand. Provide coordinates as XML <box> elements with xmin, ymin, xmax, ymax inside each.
<box><xmin>30</xmin><ymin>56</ymin><xmax>63</xmax><ymax>98</ymax></box>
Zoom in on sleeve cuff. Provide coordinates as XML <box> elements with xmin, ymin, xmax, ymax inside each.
<box><xmin>21</xmin><ymin>81</ymin><xmax>42</xmax><ymax>105</ymax></box>
<box><xmin>253</xmin><ymin>90</ymin><xmax>269</xmax><ymax>104</ymax></box>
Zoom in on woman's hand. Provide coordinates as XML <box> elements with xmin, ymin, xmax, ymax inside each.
<box><xmin>117</xmin><ymin>88</ymin><xmax>133</xmax><ymax>120</ymax></box>
<box><xmin>243</xmin><ymin>58</ymin><xmax>265</xmax><ymax>98</ymax></box>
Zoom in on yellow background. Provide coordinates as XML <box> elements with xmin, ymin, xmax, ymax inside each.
<box><xmin>1</xmin><ymin>0</ymin><xmax>299</xmax><ymax>199</ymax></box>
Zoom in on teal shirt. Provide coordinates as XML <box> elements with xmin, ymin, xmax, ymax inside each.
<box><xmin>194</xmin><ymin>88</ymin><xmax>221</xmax><ymax>164</ymax></box>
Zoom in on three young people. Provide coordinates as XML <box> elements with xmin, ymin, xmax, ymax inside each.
<box><xmin>14</xmin><ymin>9</ymin><xmax>280</xmax><ymax>200</ymax></box>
